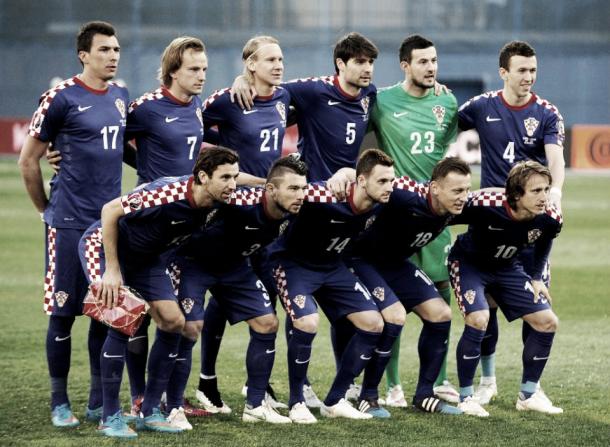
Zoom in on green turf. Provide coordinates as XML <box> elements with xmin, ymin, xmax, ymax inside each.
<box><xmin>1</xmin><ymin>159</ymin><xmax>609</xmax><ymax>446</ymax></box>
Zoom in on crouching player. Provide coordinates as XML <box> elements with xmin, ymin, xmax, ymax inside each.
<box><xmin>169</xmin><ymin>156</ymin><xmax>309</xmax><ymax>424</ymax></box>
<box><xmin>78</xmin><ymin>147</ymin><xmax>239</xmax><ymax>438</ymax></box>
<box><xmin>449</xmin><ymin>161</ymin><xmax>563</xmax><ymax>417</ymax></box>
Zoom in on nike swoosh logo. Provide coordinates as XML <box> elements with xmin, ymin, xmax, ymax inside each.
<box><xmin>374</xmin><ymin>349</ymin><xmax>392</xmax><ymax>355</ymax></box>
<box><xmin>171</xmin><ymin>220</ymin><xmax>187</xmax><ymax>225</ymax></box>
<box><xmin>265</xmin><ymin>349</ymin><xmax>276</xmax><ymax>354</ymax></box>
<box><xmin>128</xmin><ymin>335</ymin><xmax>147</xmax><ymax>342</ymax></box>
<box><xmin>488</xmin><ymin>225</ymin><xmax>504</xmax><ymax>231</ymax></box>
<box><xmin>486</xmin><ymin>116</ymin><xmax>501</xmax><ymax>122</ymax></box>
<box><xmin>328</xmin><ymin>100</ymin><xmax>341</xmax><ymax>106</ymax></box>
<box><xmin>78</xmin><ymin>105</ymin><xmax>92</xmax><ymax>112</ymax></box>
<box><xmin>55</xmin><ymin>335</ymin><xmax>71</xmax><ymax>342</ymax></box>
<box><xmin>330</xmin><ymin>219</ymin><xmax>345</xmax><ymax>224</ymax></box>
<box><xmin>243</xmin><ymin>109</ymin><xmax>258</xmax><ymax>115</ymax></box>
<box><xmin>462</xmin><ymin>354</ymin><xmax>481</xmax><ymax>360</ymax></box>
<box><xmin>245</xmin><ymin>226</ymin><xmax>259</xmax><ymax>230</ymax></box>
<box><xmin>103</xmin><ymin>352</ymin><xmax>123</xmax><ymax>359</ymax></box>
<box><xmin>295</xmin><ymin>358</ymin><xmax>310</xmax><ymax>364</ymax></box>
<box><xmin>169</xmin><ymin>353</ymin><xmax>178</xmax><ymax>358</ymax></box>
<box><xmin>533</xmin><ymin>356</ymin><xmax>549</xmax><ymax>361</ymax></box>
<box><xmin>165</xmin><ymin>116</ymin><xmax>179</xmax><ymax>123</ymax></box>
<box><xmin>263</xmin><ymin>302</ymin><xmax>272</xmax><ymax>307</ymax></box>
<box><xmin>393</xmin><ymin>111</ymin><xmax>409</xmax><ymax>118</ymax></box>
<box><xmin>360</xmin><ymin>354</ymin><xmax>372</xmax><ymax>360</ymax></box>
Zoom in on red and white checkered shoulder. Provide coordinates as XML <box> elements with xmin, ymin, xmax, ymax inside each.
<box><xmin>120</xmin><ymin>179</ymin><xmax>189</xmax><ymax>214</ymax></box>
<box><xmin>545</xmin><ymin>204</ymin><xmax>563</xmax><ymax>224</ymax></box>
<box><xmin>228</xmin><ymin>187</ymin><xmax>264</xmax><ymax>205</ymax></box>
<box><xmin>305</xmin><ymin>183</ymin><xmax>341</xmax><ymax>203</ymax></box>
<box><xmin>28</xmin><ymin>78</ymin><xmax>77</xmax><ymax>138</ymax></box>
<box><xmin>469</xmin><ymin>190</ymin><xmax>506</xmax><ymax>207</ymax></box>
<box><xmin>128</xmin><ymin>88</ymin><xmax>164</xmax><ymax>113</ymax></box>
<box><xmin>203</xmin><ymin>88</ymin><xmax>231</xmax><ymax>109</ymax></box>
<box><xmin>393</xmin><ymin>176</ymin><xmax>428</xmax><ymax>197</ymax></box>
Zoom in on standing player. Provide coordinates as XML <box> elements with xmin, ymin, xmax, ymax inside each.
<box><xmin>449</xmin><ymin>161</ymin><xmax>563</xmax><ymax>416</ymax></box>
<box><xmin>122</xmin><ymin>36</ymin><xmax>208</xmax><ymax>420</ymax></box>
<box><xmin>18</xmin><ymin>21</ymin><xmax>128</xmax><ymax>428</ymax></box>
<box><xmin>368</xmin><ymin>34</ymin><xmax>460</xmax><ymax>406</ymax></box>
<box><xmin>194</xmin><ymin>35</ymin><xmax>293</xmax><ymax>412</ymax></box>
<box><xmin>458</xmin><ymin>40</ymin><xmax>565</xmax><ymax>404</ymax></box>
<box><xmin>78</xmin><ymin>147</ymin><xmax>239</xmax><ymax>438</ymax></box>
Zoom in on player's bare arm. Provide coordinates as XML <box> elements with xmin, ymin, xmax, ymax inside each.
<box><xmin>230</xmin><ymin>74</ymin><xmax>257</xmax><ymax>110</ymax></box>
<box><xmin>545</xmin><ymin>143</ymin><xmax>565</xmax><ymax>207</ymax></box>
<box><xmin>99</xmin><ymin>197</ymin><xmax>125</xmax><ymax>309</ymax></box>
<box><xmin>237</xmin><ymin>171</ymin><xmax>266</xmax><ymax>187</ymax></box>
<box><xmin>327</xmin><ymin>167</ymin><xmax>356</xmax><ymax>200</ymax></box>
<box><xmin>18</xmin><ymin>135</ymin><xmax>51</xmax><ymax>214</ymax></box>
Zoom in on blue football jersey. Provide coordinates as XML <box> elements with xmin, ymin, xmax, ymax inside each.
<box><xmin>451</xmin><ymin>191</ymin><xmax>563</xmax><ymax>279</ymax></box>
<box><xmin>179</xmin><ymin>187</ymin><xmax>291</xmax><ymax>270</ymax></box>
<box><xmin>268</xmin><ymin>182</ymin><xmax>382</xmax><ymax>269</ymax></box>
<box><xmin>28</xmin><ymin>76</ymin><xmax>129</xmax><ymax>229</ymax></box>
<box><xmin>283</xmin><ymin>75</ymin><xmax>376</xmax><ymax>181</ymax></box>
<box><xmin>354</xmin><ymin>176</ymin><xmax>456</xmax><ymax>264</ymax></box>
<box><xmin>113</xmin><ymin>175</ymin><xmax>214</xmax><ymax>255</ymax></box>
<box><xmin>127</xmin><ymin>87</ymin><xmax>204</xmax><ymax>184</ymax></box>
<box><xmin>203</xmin><ymin>87</ymin><xmax>291</xmax><ymax>178</ymax></box>
<box><xmin>458</xmin><ymin>90</ymin><xmax>565</xmax><ymax>187</ymax></box>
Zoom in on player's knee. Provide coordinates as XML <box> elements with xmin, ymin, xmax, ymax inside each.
<box><xmin>530</xmin><ymin>311</ymin><xmax>559</xmax><ymax>333</ymax></box>
<box><xmin>382</xmin><ymin>304</ymin><xmax>406</xmax><ymax>326</ymax></box>
<box><xmin>158</xmin><ymin>314</ymin><xmax>185</xmax><ymax>333</ymax></box>
<box><xmin>251</xmin><ymin>314</ymin><xmax>279</xmax><ymax>334</ymax></box>
<box><xmin>464</xmin><ymin>311</ymin><xmax>489</xmax><ymax>331</ymax></box>
<box><xmin>293</xmin><ymin>314</ymin><xmax>319</xmax><ymax>334</ymax></box>
<box><xmin>182</xmin><ymin>320</ymin><xmax>202</xmax><ymax>340</ymax></box>
<box><xmin>354</xmin><ymin>312</ymin><xmax>384</xmax><ymax>333</ymax></box>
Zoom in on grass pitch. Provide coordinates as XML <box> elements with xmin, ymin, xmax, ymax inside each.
<box><xmin>0</xmin><ymin>159</ymin><xmax>609</xmax><ymax>446</ymax></box>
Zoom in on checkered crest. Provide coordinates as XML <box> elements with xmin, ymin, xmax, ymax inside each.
<box><xmin>524</xmin><ymin>117</ymin><xmax>540</xmax><ymax>137</ymax></box>
<box><xmin>528</xmin><ymin>229</ymin><xmax>542</xmax><ymax>244</ymax></box>
<box><xmin>181</xmin><ymin>298</ymin><xmax>194</xmax><ymax>314</ymax></box>
<box><xmin>54</xmin><ymin>291</ymin><xmax>69</xmax><ymax>308</ymax></box>
<box><xmin>278</xmin><ymin>219</ymin><xmax>289</xmax><ymax>236</ymax></box>
<box><xmin>293</xmin><ymin>294</ymin><xmax>307</xmax><ymax>309</ymax></box>
<box><xmin>196</xmin><ymin>108</ymin><xmax>203</xmax><ymax>126</ymax></box>
<box><xmin>115</xmin><ymin>98</ymin><xmax>126</xmax><ymax>118</ymax></box>
<box><xmin>432</xmin><ymin>105</ymin><xmax>446</xmax><ymax>125</ymax></box>
<box><xmin>464</xmin><ymin>289</ymin><xmax>476</xmax><ymax>305</ymax></box>
<box><xmin>365</xmin><ymin>215</ymin><xmax>377</xmax><ymax>230</ymax></box>
<box><xmin>276</xmin><ymin>102</ymin><xmax>286</xmax><ymax>122</ymax></box>
<box><xmin>373</xmin><ymin>287</ymin><xmax>385</xmax><ymax>302</ymax></box>
<box><xmin>361</xmin><ymin>97</ymin><xmax>370</xmax><ymax>114</ymax></box>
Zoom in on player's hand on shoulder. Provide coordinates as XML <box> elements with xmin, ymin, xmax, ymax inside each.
<box><xmin>46</xmin><ymin>147</ymin><xmax>62</xmax><ymax>174</ymax></box>
<box><xmin>230</xmin><ymin>75</ymin><xmax>257</xmax><ymax>110</ymax></box>
<box><xmin>532</xmin><ymin>279</ymin><xmax>552</xmax><ymax>304</ymax></box>
<box><xmin>433</xmin><ymin>81</ymin><xmax>451</xmax><ymax>96</ymax></box>
<box><xmin>327</xmin><ymin>168</ymin><xmax>356</xmax><ymax>200</ymax></box>
<box><xmin>99</xmin><ymin>268</ymin><xmax>123</xmax><ymax>310</ymax></box>
<box><xmin>549</xmin><ymin>187</ymin><xmax>562</xmax><ymax>211</ymax></box>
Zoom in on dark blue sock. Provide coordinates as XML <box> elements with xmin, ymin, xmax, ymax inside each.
<box><xmin>416</xmin><ymin>320</ymin><xmax>451</xmax><ymax>399</ymax></box>
<box><xmin>46</xmin><ymin>315</ymin><xmax>75</xmax><ymax>409</ymax></box>
<box><xmin>101</xmin><ymin>329</ymin><xmax>129</xmax><ymax>420</ymax></box>
<box><xmin>481</xmin><ymin>307</ymin><xmax>498</xmax><ymax>357</ymax></box>
<box><xmin>324</xmin><ymin>327</ymin><xmax>381</xmax><ymax>407</ymax></box>
<box><xmin>166</xmin><ymin>336</ymin><xmax>196</xmax><ymax>411</ymax></box>
<box><xmin>125</xmin><ymin>314</ymin><xmax>150</xmax><ymax>400</ymax></box>
<box><xmin>522</xmin><ymin>328</ymin><xmax>555</xmax><ymax>390</ymax></box>
<box><xmin>330</xmin><ymin>318</ymin><xmax>355</xmax><ymax>372</ymax></box>
<box><xmin>522</xmin><ymin>321</ymin><xmax>533</xmax><ymax>345</ymax></box>
<box><xmin>360</xmin><ymin>322</ymin><xmax>403</xmax><ymax>400</ymax></box>
<box><xmin>87</xmin><ymin>319</ymin><xmax>107</xmax><ymax>409</ymax></box>
<box><xmin>456</xmin><ymin>325</ymin><xmax>486</xmax><ymax>390</ymax></box>
<box><xmin>141</xmin><ymin>329</ymin><xmax>181</xmax><ymax>417</ymax></box>
<box><xmin>246</xmin><ymin>328</ymin><xmax>276</xmax><ymax>407</ymax></box>
<box><xmin>201</xmin><ymin>297</ymin><xmax>227</xmax><ymax>377</ymax></box>
<box><xmin>287</xmin><ymin>327</ymin><xmax>316</xmax><ymax>408</ymax></box>
<box><xmin>285</xmin><ymin>318</ymin><xmax>310</xmax><ymax>387</ymax></box>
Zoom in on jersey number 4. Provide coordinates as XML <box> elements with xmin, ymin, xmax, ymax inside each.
<box><xmin>503</xmin><ymin>142</ymin><xmax>515</xmax><ymax>164</ymax></box>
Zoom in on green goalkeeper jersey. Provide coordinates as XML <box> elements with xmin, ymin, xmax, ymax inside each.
<box><xmin>370</xmin><ymin>83</ymin><xmax>458</xmax><ymax>181</ymax></box>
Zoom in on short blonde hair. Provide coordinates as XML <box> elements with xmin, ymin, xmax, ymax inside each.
<box><xmin>158</xmin><ymin>36</ymin><xmax>206</xmax><ymax>87</ymax></box>
<box><xmin>242</xmin><ymin>35</ymin><xmax>280</xmax><ymax>82</ymax></box>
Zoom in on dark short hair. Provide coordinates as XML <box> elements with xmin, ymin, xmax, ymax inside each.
<box><xmin>356</xmin><ymin>149</ymin><xmax>394</xmax><ymax>177</ymax></box>
<box><xmin>399</xmin><ymin>34</ymin><xmax>434</xmax><ymax>63</ymax></box>
<box><xmin>333</xmin><ymin>32</ymin><xmax>378</xmax><ymax>74</ymax></box>
<box><xmin>499</xmin><ymin>40</ymin><xmax>536</xmax><ymax>71</ymax></box>
<box><xmin>77</xmin><ymin>21</ymin><xmax>116</xmax><ymax>54</ymax></box>
<box><xmin>193</xmin><ymin>146</ymin><xmax>239</xmax><ymax>183</ymax></box>
<box><xmin>431</xmin><ymin>157</ymin><xmax>471</xmax><ymax>181</ymax></box>
<box><xmin>505</xmin><ymin>160</ymin><xmax>552</xmax><ymax>209</ymax></box>
<box><xmin>267</xmin><ymin>154</ymin><xmax>308</xmax><ymax>185</ymax></box>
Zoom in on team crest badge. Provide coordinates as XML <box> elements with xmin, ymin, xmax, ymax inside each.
<box><xmin>360</xmin><ymin>97</ymin><xmax>370</xmax><ymax>115</ymax></box>
<box><xmin>432</xmin><ymin>105</ymin><xmax>446</xmax><ymax>126</ymax></box>
<box><xmin>278</xmin><ymin>220</ymin><xmax>289</xmax><ymax>236</ymax></box>
<box><xmin>205</xmin><ymin>209</ymin><xmax>218</xmax><ymax>226</ymax></box>
<box><xmin>524</xmin><ymin>117</ymin><xmax>540</xmax><ymax>137</ymax></box>
<box><xmin>126</xmin><ymin>192</ymin><xmax>143</xmax><ymax>211</ymax></box>
<box><xmin>528</xmin><ymin>229</ymin><xmax>542</xmax><ymax>244</ymax></box>
<box><xmin>372</xmin><ymin>287</ymin><xmax>385</xmax><ymax>302</ymax></box>
<box><xmin>463</xmin><ymin>289</ymin><xmax>476</xmax><ymax>305</ymax></box>
<box><xmin>115</xmin><ymin>98</ymin><xmax>126</xmax><ymax>118</ymax></box>
<box><xmin>195</xmin><ymin>108</ymin><xmax>203</xmax><ymax>126</ymax></box>
<box><xmin>31</xmin><ymin>110</ymin><xmax>43</xmax><ymax>133</ymax></box>
<box><xmin>276</xmin><ymin>102</ymin><xmax>287</xmax><ymax>123</ymax></box>
<box><xmin>181</xmin><ymin>298</ymin><xmax>194</xmax><ymax>314</ymax></box>
<box><xmin>364</xmin><ymin>215</ymin><xmax>377</xmax><ymax>230</ymax></box>
<box><xmin>54</xmin><ymin>291</ymin><xmax>69</xmax><ymax>308</ymax></box>
<box><xmin>293</xmin><ymin>295</ymin><xmax>306</xmax><ymax>309</ymax></box>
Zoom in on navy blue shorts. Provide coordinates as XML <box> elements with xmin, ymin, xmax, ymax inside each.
<box><xmin>173</xmin><ymin>256</ymin><xmax>273</xmax><ymax>324</ymax></box>
<box><xmin>272</xmin><ymin>256</ymin><xmax>378</xmax><ymax>323</ymax></box>
<box><xmin>44</xmin><ymin>226</ymin><xmax>89</xmax><ymax>316</ymax></box>
<box><xmin>349</xmin><ymin>258</ymin><xmax>439</xmax><ymax>312</ymax></box>
<box><xmin>448</xmin><ymin>254</ymin><xmax>551</xmax><ymax>322</ymax></box>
